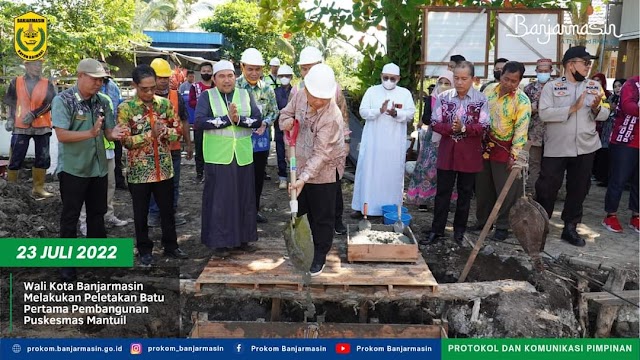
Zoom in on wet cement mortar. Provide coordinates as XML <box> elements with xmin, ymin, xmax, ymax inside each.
<box><xmin>1</xmin><ymin>163</ymin><xmax>637</xmax><ymax>338</ymax></box>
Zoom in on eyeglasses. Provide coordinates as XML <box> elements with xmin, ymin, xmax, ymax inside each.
<box><xmin>572</xmin><ymin>59</ymin><xmax>592</xmax><ymax>67</ymax></box>
<box><xmin>382</xmin><ymin>76</ymin><xmax>398</xmax><ymax>82</ymax></box>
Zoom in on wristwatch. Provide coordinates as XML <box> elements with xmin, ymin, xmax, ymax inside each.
<box><xmin>344</xmin><ymin>137</ymin><xmax>351</xmax><ymax>144</ymax></box>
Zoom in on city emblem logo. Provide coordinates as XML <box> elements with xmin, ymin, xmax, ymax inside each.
<box><xmin>14</xmin><ymin>11</ymin><xmax>47</xmax><ymax>61</ymax></box>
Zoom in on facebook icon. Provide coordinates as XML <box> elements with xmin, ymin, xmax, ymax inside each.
<box><xmin>235</xmin><ymin>343</ymin><xmax>244</xmax><ymax>354</ymax></box>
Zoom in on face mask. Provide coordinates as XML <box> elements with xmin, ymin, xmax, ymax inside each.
<box><xmin>493</xmin><ymin>70</ymin><xmax>501</xmax><ymax>81</ymax></box>
<box><xmin>382</xmin><ymin>80</ymin><xmax>397</xmax><ymax>90</ymax></box>
<box><xmin>201</xmin><ymin>74</ymin><xmax>212</xmax><ymax>81</ymax></box>
<box><xmin>572</xmin><ymin>70</ymin><xmax>586</xmax><ymax>82</ymax></box>
<box><xmin>438</xmin><ymin>84</ymin><xmax>451</xmax><ymax>92</ymax></box>
<box><xmin>279</xmin><ymin>77</ymin><xmax>291</xmax><ymax>86</ymax></box>
<box><xmin>536</xmin><ymin>73</ymin><xmax>551</xmax><ymax>83</ymax></box>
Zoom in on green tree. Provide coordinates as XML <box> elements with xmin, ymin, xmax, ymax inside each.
<box><xmin>0</xmin><ymin>1</ymin><xmax>29</xmax><ymax>75</ymax></box>
<box><xmin>200</xmin><ymin>0</ymin><xmax>289</xmax><ymax>63</ymax></box>
<box><xmin>136</xmin><ymin>0</ymin><xmax>206</xmax><ymax>31</ymax></box>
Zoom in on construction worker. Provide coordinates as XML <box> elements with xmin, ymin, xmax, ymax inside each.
<box><xmin>264</xmin><ymin>57</ymin><xmax>281</xmax><ymax>89</ymax></box>
<box><xmin>293</xmin><ymin>46</ymin><xmax>350</xmax><ymax>235</ymax></box>
<box><xmin>3</xmin><ymin>59</ymin><xmax>56</xmax><ymax>199</ymax></box>
<box><xmin>196</xmin><ymin>60</ymin><xmax>263</xmax><ymax>258</ymax></box>
<box><xmin>280</xmin><ymin>64</ymin><xmax>346</xmax><ymax>276</ymax></box>
<box><xmin>237</xmin><ymin>48</ymin><xmax>279</xmax><ymax>224</ymax></box>
<box><xmin>148</xmin><ymin>58</ymin><xmax>192</xmax><ymax>227</ymax></box>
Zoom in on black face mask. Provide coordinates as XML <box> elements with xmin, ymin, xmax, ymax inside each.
<box><xmin>201</xmin><ymin>74</ymin><xmax>212</xmax><ymax>81</ymax></box>
<box><xmin>572</xmin><ymin>70</ymin><xmax>586</xmax><ymax>82</ymax></box>
<box><xmin>493</xmin><ymin>70</ymin><xmax>501</xmax><ymax>81</ymax></box>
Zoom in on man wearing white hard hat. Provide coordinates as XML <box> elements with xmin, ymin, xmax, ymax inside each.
<box><xmin>264</xmin><ymin>57</ymin><xmax>281</xmax><ymax>89</ymax></box>
<box><xmin>293</xmin><ymin>46</ymin><xmax>350</xmax><ymax>235</ymax></box>
<box><xmin>351</xmin><ymin>63</ymin><xmax>416</xmax><ymax>217</ymax></box>
<box><xmin>280</xmin><ymin>64</ymin><xmax>345</xmax><ymax>276</ymax></box>
<box><xmin>195</xmin><ymin>60</ymin><xmax>263</xmax><ymax>258</ymax></box>
<box><xmin>237</xmin><ymin>48</ymin><xmax>279</xmax><ymax>224</ymax></box>
<box><xmin>274</xmin><ymin>64</ymin><xmax>294</xmax><ymax>190</ymax></box>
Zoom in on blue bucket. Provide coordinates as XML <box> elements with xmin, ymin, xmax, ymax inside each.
<box><xmin>381</xmin><ymin>204</ymin><xmax>409</xmax><ymax>215</ymax></box>
<box><xmin>383</xmin><ymin>212</ymin><xmax>412</xmax><ymax>226</ymax></box>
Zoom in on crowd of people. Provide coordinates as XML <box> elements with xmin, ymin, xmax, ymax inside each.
<box><xmin>2</xmin><ymin>44</ymin><xmax>637</xmax><ymax>280</ymax></box>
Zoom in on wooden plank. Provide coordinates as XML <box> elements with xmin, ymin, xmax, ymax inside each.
<box><xmin>270</xmin><ymin>298</ymin><xmax>282</xmax><ymax>322</ymax></box>
<box><xmin>577</xmin><ymin>272</ymin><xmax>589</xmax><ymax>338</ymax></box>
<box><xmin>196</xmin><ymin>248</ymin><xmax>438</xmax><ymax>288</ymax></box>
<box><xmin>190</xmin><ymin>321</ymin><xmax>445</xmax><ymax>338</ymax></box>
<box><xmin>583</xmin><ymin>290</ymin><xmax>639</xmax><ymax>306</ymax></box>
<box><xmin>196</xmin><ymin>280</ymin><xmax>534</xmax><ymax>303</ymax></box>
<box><xmin>359</xmin><ymin>301</ymin><xmax>369</xmax><ymax>323</ymax></box>
<box><xmin>595</xmin><ymin>269</ymin><xmax>627</xmax><ymax>338</ymax></box>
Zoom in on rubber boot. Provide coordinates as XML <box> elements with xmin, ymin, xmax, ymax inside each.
<box><xmin>32</xmin><ymin>167</ymin><xmax>53</xmax><ymax>199</ymax></box>
<box><xmin>7</xmin><ymin>169</ymin><xmax>19</xmax><ymax>183</ymax></box>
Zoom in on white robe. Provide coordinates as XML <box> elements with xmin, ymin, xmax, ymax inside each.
<box><xmin>352</xmin><ymin>84</ymin><xmax>416</xmax><ymax>216</ymax></box>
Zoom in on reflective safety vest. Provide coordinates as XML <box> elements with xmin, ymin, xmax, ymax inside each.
<box><xmin>103</xmin><ymin>137</ymin><xmax>115</xmax><ymax>150</ymax></box>
<box><xmin>203</xmin><ymin>88</ymin><xmax>253</xmax><ymax>166</ymax></box>
<box><xmin>15</xmin><ymin>76</ymin><xmax>52</xmax><ymax>129</ymax></box>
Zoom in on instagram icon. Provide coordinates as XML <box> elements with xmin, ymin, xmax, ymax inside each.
<box><xmin>130</xmin><ymin>343</ymin><xmax>143</xmax><ymax>355</ymax></box>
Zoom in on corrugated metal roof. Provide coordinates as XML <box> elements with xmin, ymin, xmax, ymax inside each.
<box><xmin>143</xmin><ymin>31</ymin><xmax>224</xmax><ymax>45</ymax></box>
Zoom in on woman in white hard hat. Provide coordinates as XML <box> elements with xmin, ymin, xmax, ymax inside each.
<box><xmin>279</xmin><ymin>64</ymin><xmax>346</xmax><ymax>277</ymax></box>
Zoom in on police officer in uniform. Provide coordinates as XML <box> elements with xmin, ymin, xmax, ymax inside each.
<box><xmin>536</xmin><ymin>46</ymin><xmax>610</xmax><ymax>247</ymax></box>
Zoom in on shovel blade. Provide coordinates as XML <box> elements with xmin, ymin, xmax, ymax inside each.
<box><xmin>509</xmin><ymin>197</ymin><xmax>549</xmax><ymax>257</ymax></box>
<box><xmin>282</xmin><ymin>214</ymin><xmax>314</xmax><ymax>272</ymax></box>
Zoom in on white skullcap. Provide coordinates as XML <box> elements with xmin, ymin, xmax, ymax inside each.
<box><xmin>213</xmin><ymin>60</ymin><xmax>234</xmax><ymax>75</ymax></box>
<box><xmin>382</xmin><ymin>63</ymin><xmax>400</xmax><ymax>76</ymax></box>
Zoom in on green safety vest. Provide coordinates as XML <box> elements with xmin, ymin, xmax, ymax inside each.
<box><xmin>103</xmin><ymin>136</ymin><xmax>115</xmax><ymax>150</ymax></box>
<box><xmin>203</xmin><ymin>88</ymin><xmax>253</xmax><ymax>166</ymax></box>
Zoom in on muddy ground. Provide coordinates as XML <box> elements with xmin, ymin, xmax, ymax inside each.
<box><xmin>1</xmin><ymin>158</ymin><xmax>638</xmax><ymax>338</ymax></box>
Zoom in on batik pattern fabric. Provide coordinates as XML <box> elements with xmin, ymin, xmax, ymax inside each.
<box><xmin>117</xmin><ymin>96</ymin><xmax>181</xmax><ymax>184</ymax></box>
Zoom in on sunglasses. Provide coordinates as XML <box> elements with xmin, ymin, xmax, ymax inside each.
<box><xmin>382</xmin><ymin>76</ymin><xmax>398</xmax><ymax>82</ymax></box>
<box><xmin>572</xmin><ymin>59</ymin><xmax>592</xmax><ymax>67</ymax></box>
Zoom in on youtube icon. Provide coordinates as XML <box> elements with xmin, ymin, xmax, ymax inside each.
<box><xmin>335</xmin><ymin>343</ymin><xmax>351</xmax><ymax>354</ymax></box>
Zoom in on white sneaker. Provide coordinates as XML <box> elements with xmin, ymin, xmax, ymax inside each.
<box><xmin>106</xmin><ymin>216</ymin><xmax>128</xmax><ymax>227</ymax></box>
<box><xmin>79</xmin><ymin>222</ymin><xmax>87</xmax><ymax>237</ymax></box>
<box><xmin>279</xmin><ymin>179</ymin><xmax>287</xmax><ymax>190</ymax></box>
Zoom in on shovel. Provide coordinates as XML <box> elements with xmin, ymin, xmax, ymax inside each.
<box><xmin>282</xmin><ymin>119</ymin><xmax>313</xmax><ymax>272</ymax></box>
<box><xmin>358</xmin><ymin>203</ymin><xmax>371</xmax><ymax>231</ymax></box>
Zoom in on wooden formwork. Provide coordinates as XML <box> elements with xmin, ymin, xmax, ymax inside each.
<box><xmin>189</xmin><ymin>312</ymin><xmax>449</xmax><ymax>339</ymax></box>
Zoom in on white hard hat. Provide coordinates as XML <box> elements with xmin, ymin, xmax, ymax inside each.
<box><xmin>277</xmin><ymin>65</ymin><xmax>293</xmax><ymax>76</ymax></box>
<box><xmin>240</xmin><ymin>48</ymin><xmax>265</xmax><ymax>66</ymax></box>
<box><xmin>269</xmin><ymin>57</ymin><xmax>281</xmax><ymax>66</ymax></box>
<box><xmin>297</xmin><ymin>46</ymin><xmax>323</xmax><ymax>65</ymax></box>
<box><xmin>304</xmin><ymin>64</ymin><xmax>336</xmax><ymax>99</ymax></box>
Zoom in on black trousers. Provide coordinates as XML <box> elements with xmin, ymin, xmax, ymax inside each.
<box><xmin>114</xmin><ymin>140</ymin><xmax>125</xmax><ymax>186</ymax></box>
<box><xmin>335</xmin><ymin>182</ymin><xmax>344</xmax><ymax>225</ymax></box>
<box><xmin>535</xmin><ymin>153</ymin><xmax>595</xmax><ymax>225</ymax></box>
<box><xmin>592</xmin><ymin>148</ymin><xmax>610</xmax><ymax>184</ymax></box>
<box><xmin>431</xmin><ymin>169</ymin><xmax>476</xmax><ymax>234</ymax></box>
<box><xmin>129</xmin><ymin>179</ymin><xmax>177</xmax><ymax>255</ymax></box>
<box><xmin>194</xmin><ymin>128</ymin><xmax>204</xmax><ymax>177</ymax></box>
<box><xmin>253</xmin><ymin>151</ymin><xmax>269</xmax><ymax>210</ymax></box>
<box><xmin>298</xmin><ymin>174</ymin><xmax>339</xmax><ymax>266</ymax></box>
<box><xmin>59</xmin><ymin>172</ymin><xmax>107</xmax><ymax>238</ymax></box>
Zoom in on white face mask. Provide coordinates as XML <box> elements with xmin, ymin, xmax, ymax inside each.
<box><xmin>382</xmin><ymin>80</ymin><xmax>397</xmax><ymax>90</ymax></box>
<box><xmin>279</xmin><ymin>77</ymin><xmax>291</xmax><ymax>86</ymax></box>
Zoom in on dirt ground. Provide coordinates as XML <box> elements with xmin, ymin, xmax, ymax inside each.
<box><xmin>1</xmin><ymin>152</ymin><xmax>638</xmax><ymax>338</ymax></box>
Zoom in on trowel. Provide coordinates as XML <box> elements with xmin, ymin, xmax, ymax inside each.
<box><xmin>358</xmin><ymin>203</ymin><xmax>371</xmax><ymax>231</ymax></box>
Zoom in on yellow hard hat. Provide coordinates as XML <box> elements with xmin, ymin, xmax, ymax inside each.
<box><xmin>150</xmin><ymin>58</ymin><xmax>172</xmax><ymax>77</ymax></box>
